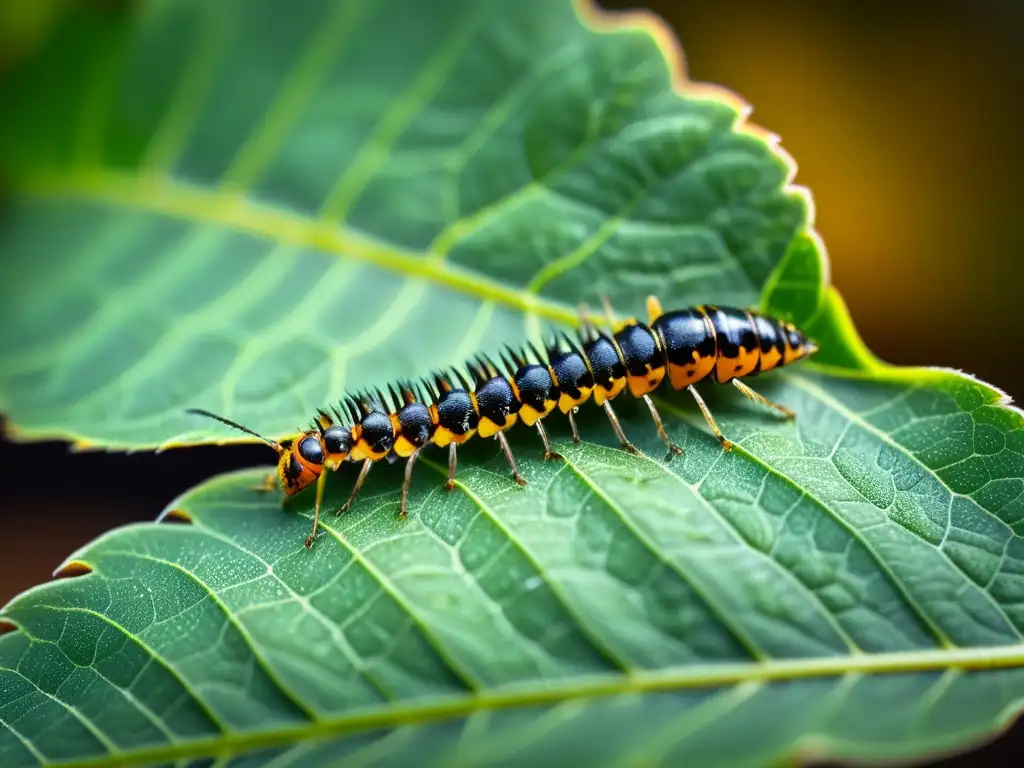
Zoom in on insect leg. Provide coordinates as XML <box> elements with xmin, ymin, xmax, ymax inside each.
<box><xmin>304</xmin><ymin>469</ymin><xmax>329</xmax><ymax>549</ymax></box>
<box><xmin>399</xmin><ymin>448</ymin><xmax>422</xmax><ymax>519</ymax></box>
<box><xmin>445</xmin><ymin>443</ymin><xmax>457</xmax><ymax>490</ymax></box>
<box><xmin>496</xmin><ymin>431</ymin><xmax>528</xmax><ymax>486</ymax></box>
<box><xmin>337</xmin><ymin>459</ymin><xmax>373</xmax><ymax>515</ymax></box>
<box><xmin>252</xmin><ymin>472</ymin><xmax>277</xmax><ymax>493</ymax></box>
<box><xmin>687</xmin><ymin>385</ymin><xmax>734</xmax><ymax>451</ymax></box>
<box><xmin>567</xmin><ymin>409</ymin><xmax>581</xmax><ymax>443</ymax></box>
<box><xmin>535</xmin><ymin>420</ymin><xmax>563</xmax><ymax>461</ymax></box>
<box><xmin>642</xmin><ymin>393</ymin><xmax>684</xmax><ymax>458</ymax></box>
<box><xmin>732</xmin><ymin>378</ymin><xmax>796</xmax><ymax>419</ymax></box>
<box><xmin>601</xmin><ymin>400</ymin><xmax>639</xmax><ymax>454</ymax></box>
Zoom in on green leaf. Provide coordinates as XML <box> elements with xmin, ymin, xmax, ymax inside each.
<box><xmin>2</xmin><ymin>1</ymin><xmax>1024</xmax><ymax>768</ymax></box>
<box><xmin>5</xmin><ymin>360</ymin><xmax>1024</xmax><ymax>768</ymax></box>
<box><xmin>0</xmin><ymin>0</ymin><xmax>804</xmax><ymax>449</ymax></box>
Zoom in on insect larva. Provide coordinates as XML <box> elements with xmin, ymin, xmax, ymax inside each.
<box><xmin>188</xmin><ymin>295</ymin><xmax>818</xmax><ymax>547</ymax></box>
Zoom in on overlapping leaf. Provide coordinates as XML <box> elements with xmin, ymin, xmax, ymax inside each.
<box><xmin>0</xmin><ymin>0</ymin><xmax>803</xmax><ymax>447</ymax></box>
<box><xmin>1</xmin><ymin>1</ymin><xmax>1023</xmax><ymax>767</ymax></box>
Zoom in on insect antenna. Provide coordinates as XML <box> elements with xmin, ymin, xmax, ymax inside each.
<box><xmin>186</xmin><ymin>408</ymin><xmax>284</xmax><ymax>453</ymax></box>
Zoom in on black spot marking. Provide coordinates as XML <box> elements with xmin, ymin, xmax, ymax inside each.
<box><xmin>475</xmin><ymin>375</ymin><xmax>519</xmax><ymax>428</ymax></box>
<box><xmin>549</xmin><ymin>348</ymin><xmax>593</xmax><ymax>400</ymax></box>
<box><xmin>653</xmin><ymin>308</ymin><xmax>716</xmax><ymax>367</ymax></box>
<box><xmin>583</xmin><ymin>333</ymin><xmax>625</xmax><ymax>390</ymax></box>
<box><xmin>323</xmin><ymin>425</ymin><xmax>351</xmax><ymax>455</ymax></box>
<box><xmin>437</xmin><ymin>388</ymin><xmax>479</xmax><ymax>435</ymax></box>
<box><xmin>753</xmin><ymin>315</ymin><xmax>781</xmax><ymax>354</ymax></box>
<box><xmin>515</xmin><ymin>364</ymin><xmax>554</xmax><ymax>411</ymax></box>
<box><xmin>284</xmin><ymin>453</ymin><xmax>304</xmax><ymax>486</ymax></box>
<box><xmin>397</xmin><ymin>401</ymin><xmax>433</xmax><ymax>447</ymax></box>
<box><xmin>360</xmin><ymin>410</ymin><xmax>395</xmax><ymax>454</ymax></box>
<box><xmin>707</xmin><ymin>306</ymin><xmax>757</xmax><ymax>359</ymax></box>
<box><xmin>614</xmin><ymin>323</ymin><xmax>660</xmax><ymax>376</ymax></box>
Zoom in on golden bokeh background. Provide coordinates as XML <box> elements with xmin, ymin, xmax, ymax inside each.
<box><xmin>635</xmin><ymin>0</ymin><xmax>1022</xmax><ymax>396</ymax></box>
<box><xmin>1</xmin><ymin>2</ymin><xmax>1021</xmax><ymax>761</ymax></box>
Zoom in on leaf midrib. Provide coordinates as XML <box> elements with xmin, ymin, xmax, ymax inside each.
<box><xmin>43</xmin><ymin>643</ymin><xmax>1024</xmax><ymax>768</ymax></box>
<box><xmin>18</xmin><ymin>167</ymin><xmax>584</xmax><ymax>327</ymax></box>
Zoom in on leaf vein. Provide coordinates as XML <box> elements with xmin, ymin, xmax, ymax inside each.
<box><xmin>558</xmin><ymin>450</ymin><xmax>770</xmax><ymax>662</ymax></box>
<box><xmin>0</xmin><ymin>712</ymin><xmax>47</xmax><ymax>766</ymax></box>
<box><xmin>34</xmin><ymin>643</ymin><xmax>1024</xmax><ymax>768</ymax></box>
<box><xmin>142</xmin><ymin>2</ymin><xmax>235</xmax><ymax>173</ymax></box>
<box><xmin>790</xmin><ymin>375</ymin><xmax>1024</xmax><ymax>640</ymax></box>
<box><xmin>175</xmin><ymin>525</ymin><xmax>396</xmax><ymax>707</ymax></box>
<box><xmin>317</xmin><ymin>2</ymin><xmax>494</xmax><ymax>223</ymax></box>
<box><xmin>312</xmin><ymin>518</ymin><xmax>483</xmax><ymax>695</ymax></box>
<box><xmin>221</xmin><ymin>0</ymin><xmax>370</xmax><ymax>192</ymax></box>
<box><xmin>422</xmin><ymin>459</ymin><xmax>636</xmax><ymax>675</ymax></box>
<box><xmin>655</xmin><ymin>395</ymin><xmax>956</xmax><ymax>649</ymax></box>
<box><xmin>2</xmin><ymin>663</ymin><xmax>119</xmax><ymax>757</ymax></box>
<box><xmin>19</xmin><ymin>170</ymin><xmax>583</xmax><ymax>333</ymax></box>
<box><xmin>22</xmin><ymin>603</ymin><xmax>227</xmax><ymax>734</ymax></box>
<box><xmin>104</xmin><ymin>548</ymin><xmax>317</xmax><ymax>721</ymax></box>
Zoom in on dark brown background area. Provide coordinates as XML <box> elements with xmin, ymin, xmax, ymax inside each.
<box><xmin>1</xmin><ymin>0</ymin><xmax>1022</xmax><ymax>764</ymax></box>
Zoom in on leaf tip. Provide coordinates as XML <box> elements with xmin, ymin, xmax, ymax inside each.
<box><xmin>925</xmin><ymin>367</ymin><xmax>1024</xmax><ymax>420</ymax></box>
<box><xmin>53</xmin><ymin>559</ymin><xmax>93</xmax><ymax>579</ymax></box>
<box><xmin>158</xmin><ymin>507</ymin><xmax>193</xmax><ymax>525</ymax></box>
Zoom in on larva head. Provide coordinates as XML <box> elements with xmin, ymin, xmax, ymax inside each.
<box><xmin>781</xmin><ymin>323</ymin><xmax>819</xmax><ymax>365</ymax></box>
<box><xmin>280</xmin><ymin>432</ymin><xmax>326</xmax><ymax>495</ymax></box>
<box><xmin>185</xmin><ymin>408</ymin><xmax>323</xmax><ymax>496</ymax></box>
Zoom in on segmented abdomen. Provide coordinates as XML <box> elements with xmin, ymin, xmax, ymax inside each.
<box><xmin>326</xmin><ymin>304</ymin><xmax>813</xmax><ymax>460</ymax></box>
<box><xmin>653</xmin><ymin>305</ymin><xmax>798</xmax><ymax>388</ymax></box>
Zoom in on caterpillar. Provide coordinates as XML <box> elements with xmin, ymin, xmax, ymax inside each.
<box><xmin>188</xmin><ymin>296</ymin><xmax>817</xmax><ymax>548</ymax></box>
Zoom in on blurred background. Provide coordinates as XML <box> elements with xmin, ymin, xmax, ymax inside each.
<box><xmin>0</xmin><ymin>0</ymin><xmax>1021</xmax><ymax>761</ymax></box>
